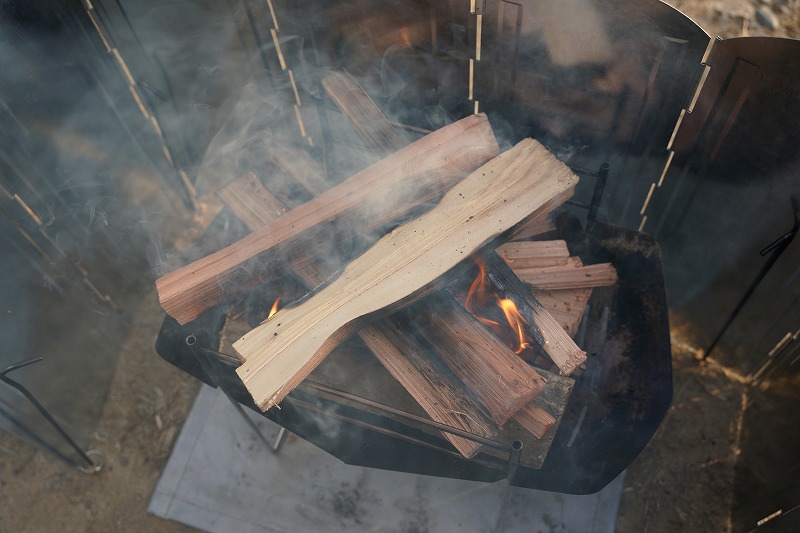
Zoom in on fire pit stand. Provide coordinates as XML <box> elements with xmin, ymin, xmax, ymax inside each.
<box><xmin>156</xmin><ymin>220</ymin><xmax>671</xmax><ymax>494</ymax></box>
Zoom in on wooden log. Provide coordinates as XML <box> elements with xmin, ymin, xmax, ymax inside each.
<box><xmin>265</xmin><ymin>144</ymin><xmax>331</xmax><ymax>196</ymax></box>
<box><xmin>216</xmin><ymin>173</ymin><xmax>287</xmax><ymax>231</ymax></box>
<box><xmin>485</xmin><ymin>251</ymin><xmax>587</xmax><ymax>375</ymax></box>
<box><xmin>407</xmin><ymin>293</ymin><xmax>546</xmax><ymax>425</ymax></box>
<box><xmin>510</xmin><ymin>210</ymin><xmax>557</xmax><ymax>240</ymax></box>
<box><xmin>358</xmin><ymin>322</ymin><xmax>498</xmax><ymax>457</ymax></box>
<box><xmin>533</xmin><ymin>288</ymin><xmax>593</xmax><ymax>337</ymax></box>
<box><xmin>322</xmin><ymin>71</ymin><xmax>407</xmax><ymax>154</ymax></box>
<box><xmin>234</xmin><ymin>138</ymin><xmax>579</xmax><ymax>410</ymax></box>
<box><xmin>220</xmin><ymin>174</ymin><xmax>498</xmax><ymax>457</ymax></box>
<box><xmin>514</xmin><ymin>403</ymin><xmax>557</xmax><ymax>439</ymax></box>
<box><xmin>496</xmin><ymin>240</ymin><xmax>570</xmax><ymax>269</ymax></box>
<box><xmin>513</xmin><ymin>262</ymin><xmax>618</xmax><ymax>290</ymax></box>
<box><xmin>157</xmin><ymin>113</ymin><xmax>499</xmax><ymax>324</ymax></box>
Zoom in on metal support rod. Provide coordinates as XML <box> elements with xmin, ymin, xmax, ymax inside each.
<box><xmin>186</xmin><ymin>335</ymin><xmax>286</xmax><ymax>454</ymax></box>
<box><xmin>224</xmin><ymin>393</ymin><xmax>282</xmax><ymax>453</ymax></box>
<box><xmin>587</xmin><ymin>162</ymin><xmax>610</xmax><ymax>230</ymax></box>
<box><xmin>0</xmin><ymin>357</ymin><xmax>95</xmax><ymax>468</ymax></box>
<box><xmin>700</xmin><ymin>197</ymin><xmax>799</xmax><ymax>360</ymax></box>
<box><xmin>494</xmin><ymin>439</ymin><xmax>523</xmax><ymax>532</ymax></box>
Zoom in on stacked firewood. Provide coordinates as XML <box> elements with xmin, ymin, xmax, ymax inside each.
<box><xmin>155</xmin><ymin>72</ymin><xmax>617</xmax><ymax>459</ymax></box>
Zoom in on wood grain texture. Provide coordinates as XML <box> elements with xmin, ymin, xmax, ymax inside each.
<box><xmin>359</xmin><ymin>322</ymin><xmax>498</xmax><ymax>457</ymax></box>
<box><xmin>514</xmin><ymin>262</ymin><xmax>618</xmax><ymax>290</ymax></box>
<box><xmin>217</xmin><ymin>173</ymin><xmax>287</xmax><ymax>231</ymax></box>
<box><xmin>510</xmin><ymin>210</ymin><xmax>557</xmax><ymax>240</ymax></box>
<box><xmin>486</xmin><ymin>252</ymin><xmax>587</xmax><ymax>375</ymax></box>
<box><xmin>533</xmin><ymin>288</ymin><xmax>593</xmax><ymax>337</ymax></box>
<box><xmin>221</xmin><ymin>165</ymin><xmax>498</xmax><ymax>457</ymax></box>
<box><xmin>265</xmin><ymin>144</ymin><xmax>331</xmax><ymax>196</ymax></box>
<box><xmin>408</xmin><ymin>293</ymin><xmax>546</xmax><ymax>425</ymax></box>
<box><xmin>234</xmin><ymin>138</ymin><xmax>579</xmax><ymax>410</ymax></box>
<box><xmin>514</xmin><ymin>403</ymin><xmax>556</xmax><ymax>439</ymax></box>
<box><xmin>156</xmin><ymin>113</ymin><xmax>499</xmax><ymax>324</ymax></box>
<box><xmin>322</xmin><ymin>71</ymin><xmax>407</xmax><ymax>154</ymax></box>
<box><xmin>497</xmin><ymin>240</ymin><xmax>570</xmax><ymax>269</ymax></box>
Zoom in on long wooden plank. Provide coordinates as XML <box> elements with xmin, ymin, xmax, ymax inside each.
<box><xmin>533</xmin><ymin>288</ymin><xmax>593</xmax><ymax>337</ymax></box>
<box><xmin>358</xmin><ymin>322</ymin><xmax>498</xmax><ymax>457</ymax></box>
<box><xmin>157</xmin><ymin>113</ymin><xmax>499</xmax><ymax>324</ymax></box>
<box><xmin>265</xmin><ymin>144</ymin><xmax>331</xmax><ymax>196</ymax></box>
<box><xmin>497</xmin><ymin>240</ymin><xmax>570</xmax><ymax>268</ymax></box>
<box><xmin>322</xmin><ymin>71</ymin><xmax>407</xmax><ymax>154</ymax></box>
<box><xmin>234</xmin><ymin>138</ymin><xmax>579</xmax><ymax>410</ymax></box>
<box><xmin>514</xmin><ymin>262</ymin><xmax>618</xmax><ymax>290</ymax></box>
<box><xmin>217</xmin><ymin>173</ymin><xmax>287</xmax><ymax>231</ymax></box>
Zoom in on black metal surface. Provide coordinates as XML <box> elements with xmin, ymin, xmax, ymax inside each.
<box><xmin>155</xmin><ymin>221</ymin><xmax>671</xmax><ymax>494</ymax></box>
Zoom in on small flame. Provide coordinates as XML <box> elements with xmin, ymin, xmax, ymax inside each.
<box><xmin>259</xmin><ymin>297</ymin><xmax>282</xmax><ymax>324</ymax></box>
<box><xmin>496</xmin><ymin>297</ymin><xmax>530</xmax><ymax>354</ymax></box>
<box><xmin>399</xmin><ymin>26</ymin><xmax>412</xmax><ymax>48</ymax></box>
<box><xmin>465</xmin><ymin>260</ymin><xmax>500</xmax><ymax>327</ymax></box>
<box><xmin>268</xmin><ymin>297</ymin><xmax>281</xmax><ymax>319</ymax></box>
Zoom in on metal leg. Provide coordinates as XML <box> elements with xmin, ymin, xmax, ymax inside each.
<box><xmin>700</xmin><ymin>196</ymin><xmax>799</xmax><ymax>360</ymax></box>
<box><xmin>0</xmin><ymin>357</ymin><xmax>103</xmax><ymax>473</ymax></box>
<box><xmin>224</xmin><ymin>392</ymin><xmax>286</xmax><ymax>454</ymax></box>
<box><xmin>494</xmin><ymin>440</ymin><xmax>523</xmax><ymax>532</ymax></box>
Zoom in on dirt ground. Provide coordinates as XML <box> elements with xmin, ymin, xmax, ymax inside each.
<box><xmin>1</xmin><ymin>2</ymin><xmax>799</xmax><ymax>532</ymax></box>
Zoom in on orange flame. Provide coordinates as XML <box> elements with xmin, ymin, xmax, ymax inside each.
<box><xmin>260</xmin><ymin>297</ymin><xmax>282</xmax><ymax>324</ymax></box>
<box><xmin>466</xmin><ymin>260</ymin><xmax>500</xmax><ymax>327</ymax></box>
<box><xmin>496</xmin><ymin>297</ymin><xmax>530</xmax><ymax>354</ymax></box>
<box><xmin>267</xmin><ymin>297</ymin><xmax>281</xmax><ymax>320</ymax></box>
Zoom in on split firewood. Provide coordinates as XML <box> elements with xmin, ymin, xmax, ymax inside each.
<box><xmin>220</xmin><ymin>123</ymin><xmax>568</xmax><ymax>447</ymax></box>
<box><xmin>512</xmin><ymin>261</ymin><xmax>618</xmax><ymax>290</ymax></box>
<box><xmin>515</xmin><ymin>403</ymin><xmax>557</xmax><ymax>439</ymax></box>
<box><xmin>408</xmin><ymin>293</ymin><xmax>546</xmax><ymax>425</ymax></box>
<box><xmin>497</xmin><ymin>240</ymin><xmax>570</xmax><ymax>269</ymax></box>
<box><xmin>216</xmin><ymin>172</ymin><xmax>288</xmax><ymax>230</ymax></box>
<box><xmin>264</xmin><ymin>144</ymin><xmax>331</xmax><ymax>196</ymax></box>
<box><xmin>358</xmin><ymin>322</ymin><xmax>499</xmax><ymax>457</ymax></box>
<box><xmin>220</xmin><ymin>176</ymin><xmax>499</xmax><ymax>458</ymax></box>
<box><xmin>322</xmin><ymin>71</ymin><xmax>407</xmax><ymax>154</ymax></box>
<box><xmin>156</xmin><ymin>113</ymin><xmax>499</xmax><ymax>324</ymax></box>
<box><xmin>510</xmin><ymin>211</ymin><xmax>557</xmax><ymax>240</ymax></box>
<box><xmin>533</xmin><ymin>288</ymin><xmax>593</xmax><ymax>337</ymax></box>
<box><xmin>406</xmin><ymin>293</ymin><xmax>571</xmax><ymax>441</ymax></box>
<box><xmin>485</xmin><ymin>251</ymin><xmax>587</xmax><ymax>375</ymax></box>
<box><xmin>234</xmin><ymin>138</ymin><xmax>579</xmax><ymax>410</ymax></box>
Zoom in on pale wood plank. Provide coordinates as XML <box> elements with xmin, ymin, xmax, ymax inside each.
<box><xmin>234</xmin><ymin>138</ymin><xmax>579</xmax><ymax>410</ymax></box>
<box><xmin>157</xmin><ymin>113</ymin><xmax>499</xmax><ymax>324</ymax></box>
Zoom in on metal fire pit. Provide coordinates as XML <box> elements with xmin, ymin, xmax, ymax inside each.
<box><xmin>156</xmin><ymin>220</ymin><xmax>671</xmax><ymax>494</ymax></box>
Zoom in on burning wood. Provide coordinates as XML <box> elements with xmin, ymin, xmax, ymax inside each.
<box><xmin>219</xmin><ymin>178</ymin><xmax>500</xmax><ymax>457</ymax></box>
<box><xmin>156</xmin><ymin>113</ymin><xmax>499</xmax><ymax>324</ymax></box>
<box><xmin>175</xmin><ymin>77</ymin><xmax>618</xmax><ymax>460</ymax></box>
<box><xmin>408</xmin><ymin>293</ymin><xmax>546</xmax><ymax>425</ymax></box>
<box><xmin>485</xmin><ymin>252</ymin><xmax>587</xmax><ymax>376</ymax></box>
<box><xmin>233</xmin><ymin>138</ymin><xmax>579</xmax><ymax>411</ymax></box>
<box><xmin>359</xmin><ymin>322</ymin><xmax>498</xmax><ymax>457</ymax></box>
<box><xmin>219</xmin><ymin>170</ymin><xmax>576</xmax><ymax>456</ymax></box>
